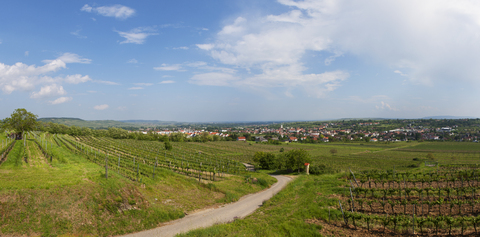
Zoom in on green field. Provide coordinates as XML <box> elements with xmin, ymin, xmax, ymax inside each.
<box><xmin>0</xmin><ymin>134</ymin><xmax>275</xmax><ymax>236</ymax></box>
<box><xmin>1</xmin><ymin>134</ymin><xmax>480</xmax><ymax>236</ymax></box>
<box><xmin>177</xmin><ymin>141</ymin><xmax>480</xmax><ymax>236</ymax></box>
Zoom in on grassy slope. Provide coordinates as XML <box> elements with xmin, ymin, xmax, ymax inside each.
<box><xmin>0</xmin><ymin>135</ymin><xmax>276</xmax><ymax>236</ymax></box>
<box><xmin>179</xmin><ymin>174</ymin><xmax>341</xmax><ymax>237</ymax></box>
<box><xmin>38</xmin><ymin>118</ymin><xmax>138</xmax><ymax>129</ymax></box>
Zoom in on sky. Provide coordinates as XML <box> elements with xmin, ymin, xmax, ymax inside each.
<box><xmin>1</xmin><ymin>0</ymin><xmax>480</xmax><ymax>122</ymax></box>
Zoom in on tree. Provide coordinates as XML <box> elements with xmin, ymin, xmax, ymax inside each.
<box><xmin>164</xmin><ymin>140</ymin><xmax>173</xmax><ymax>151</ymax></box>
<box><xmin>2</xmin><ymin>108</ymin><xmax>38</xmax><ymax>139</ymax></box>
<box><xmin>200</xmin><ymin>131</ymin><xmax>211</xmax><ymax>143</ymax></box>
<box><xmin>285</xmin><ymin>149</ymin><xmax>311</xmax><ymax>173</ymax></box>
<box><xmin>253</xmin><ymin>152</ymin><xmax>276</xmax><ymax>169</ymax></box>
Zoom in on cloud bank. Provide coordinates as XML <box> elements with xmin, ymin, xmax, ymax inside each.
<box><xmin>0</xmin><ymin>53</ymin><xmax>91</xmax><ymax>100</ymax></box>
<box><xmin>81</xmin><ymin>4</ymin><xmax>135</xmax><ymax>20</ymax></box>
<box><xmin>192</xmin><ymin>0</ymin><xmax>480</xmax><ymax>97</ymax></box>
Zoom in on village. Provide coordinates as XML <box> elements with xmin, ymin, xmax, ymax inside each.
<box><xmin>135</xmin><ymin>119</ymin><xmax>479</xmax><ymax>143</ymax></box>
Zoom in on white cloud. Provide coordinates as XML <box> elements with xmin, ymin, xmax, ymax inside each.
<box><xmin>218</xmin><ymin>17</ymin><xmax>246</xmax><ymax>35</ymax></box>
<box><xmin>50</xmin><ymin>96</ymin><xmax>72</xmax><ymax>104</ymax></box>
<box><xmin>93</xmin><ymin>80</ymin><xmax>120</xmax><ymax>85</ymax></box>
<box><xmin>127</xmin><ymin>58</ymin><xmax>138</xmax><ymax>64</ymax></box>
<box><xmin>133</xmin><ymin>83</ymin><xmax>153</xmax><ymax>86</ymax></box>
<box><xmin>128</xmin><ymin>87</ymin><xmax>144</xmax><ymax>90</ymax></box>
<box><xmin>173</xmin><ymin>46</ymin><xmax>189</xmax><ymax>50</ymax></box>
<box><xmin>187</xmin><ymin>61</ymin><xmax>237</xmax><ymax>74</ymax></box>
<box><xmin>25</xmin><ymin>51</ymin><xmax>29</xmax><ymax>56</ymax></box>
<box><xmin>30</xmin><ymin>84</ymin><xmax>66</xmax><ymax>99</ymax></box>
<box><xmin>115</xmin><ymin>27</ymin><xmax>158</xmax><ymax>44</ymax></box>
<box><xmin>80</xmin><ymin>4</ymin><xmax>92</xmax><ymax>12</ymax></box>
<box><xmin>196</xmin><ymin>44</ymin><xmax>215</xmax><ymax>50</ymax></box>
<box><xmin>162</xmin><ymin>75</ymin><xmax>173</xmax><ymax>78</ymax></box>
<box><xmin>394</xmin><ymin>70</ymin><xmax>408</xmax><ymax>77</ymax></box>
<box><xmin>43</xmin><ymin>53</ymin><xmax>91</xmax><ymax>64</ymax></box>
<box><xmin>376</xmin><ymin>101</ymin><xmax>399</xmax><ymax>111</ymax></box>
<box><xmin>94</xmin><ymin>104</ymin><xmax>109</xmax><ymax>110</ymax></box>
<box><xmin>193</xmin><ymin>0</ymin><xmax>480</xmax><ymax>97</ymax></box>
<box><xmin>190</xmin><ymin>73</ymin><xmax>240</xmax><ymax>87</ymax></box>
<box><xmin>81</xmin><ymin>4</ymin><xmax>135</xmax><ymax>20</ymax></box>
<box><xmin>278</xmin><ymin>0</ymin><xmax>480</xmax><ymax>85</ymax></box>
<box><xmin>0</xmin><ymin>53</ymin><xmax>90</xmax><ymax>95</ymax></box>
<box><xmin>71</xmin><ymin>29</ymin><xmax>87</xmax><ymax>39</ymax></box>
<box><xmin>154</xmin><ymin>64</ymin><xmax>183</xmax><ymax>71</ymax></box>
<box><xmin>159</xmin><ymin>80</ymin><xmax>175</xmax><ymax>84</ymax></box>
<box><xmin>64</xmin><ymin>74</ymin><xmax>91</xmax><ymax>84</ymax></box>
<box><xmin>117</xmin><ymin>106</ymin><xmax>127</xmax><ymax>111</ymax></box>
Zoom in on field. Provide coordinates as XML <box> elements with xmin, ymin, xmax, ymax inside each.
<box><xmin>0</xmin><ymin>133</ymin><xmax>275</xmax><ymax>236</ymax></box>
<box><xmin>1</xmin><ymin>133</ymin><xmax>480</xmax><ymax>236</ymax></box>
<box><xmin>175</xmin><ymin>141</ymin><xmax>480</xmax><ymax>236</ymax></box>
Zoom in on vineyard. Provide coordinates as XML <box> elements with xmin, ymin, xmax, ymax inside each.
<box><xmin>332</xmin><ymin>168</ymin><xmax>480</xmax><ymax>235</ymax></box>
<box><xmin>51</xmin><ymin>135</ymin><xmax>249</xmax><ymax>182</ymax></box>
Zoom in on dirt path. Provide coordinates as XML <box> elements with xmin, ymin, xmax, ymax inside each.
<box><xmin>120</xmin><ymin>175</ymin><xmax>292</xmax><ymax>237</ymax></box>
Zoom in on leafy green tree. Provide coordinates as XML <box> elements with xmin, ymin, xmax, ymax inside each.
<box><xmin>107</xmin><ymin>127</ymin><xmax>128</xmax><ymax>139</ymax></box>
<box><xmin>170</xmin><ymin>132</ymin><xmax>186</xmax><ymax>142</ymax></box>
<box><xmin>253</xmin><ymin>151</ymin><xmax>276</xmax><ymax>169</ymax></box>
<box><xmin>164</xmin><ymin>140</ymin><xmax>173</xmax><ymax>151</ymax></box>
<box><xmin>67</xmin><ymin>125</ymin><xmax>81</xmax><ymax>136</ymax></box>
<box><xmin>200</xmin><ymin>132</ymin><xmax>211</xmax><ymax>142</ymax></box>
<box><xmin>285</xmin><ymin>149</ymin><xmax>311</xmax><ymax>173</ymax></box>
<box><xmin>2</xmin><ymin>108</ymin><xmax>38</xmax><ymax>139</ymax></box>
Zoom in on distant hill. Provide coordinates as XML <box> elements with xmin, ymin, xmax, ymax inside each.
<box><xmin>119</xmin><ymin>120</ymin><xmax>181</xmax><ymax>126</ymax></box>
<box><xmin>38</xmin><ymin>118</ymin><xmax>138</xmax><ymax>129</ymax></box>
<box><xmin>421</xmin><ymin>116</ymin><xmax>477</xmax><ymax>119</ymax></box>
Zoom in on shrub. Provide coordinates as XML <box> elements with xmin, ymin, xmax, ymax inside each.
<box><xmin>164</xmin><ymin>141</ymin><xmax>173</xmax><ymax>151</ymax></box>
<box><xmin>253</xmin><ymin>151</ymin><xmax>276</xmax><ymax>170</ymax></box>
<box><xmin>257</xmin><ymin>178</ymin><xmax>269</xmax><ymax>188</ymax></box>
<box><xmin>309</xmin><ymin>164</ymin><xmax>337</xmax><ymax>175</ymax></box>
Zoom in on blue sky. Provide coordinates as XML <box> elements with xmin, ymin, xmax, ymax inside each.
<box><xmin>1</xmin><ymin>0</ymin><xmax>480</xmax><ymax>121</ymax></box>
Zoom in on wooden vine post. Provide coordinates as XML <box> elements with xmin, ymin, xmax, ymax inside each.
<box><xmin>105</xmin><ymin>153</ymin><xmax>108</xmax><ymax>179</ymax></box>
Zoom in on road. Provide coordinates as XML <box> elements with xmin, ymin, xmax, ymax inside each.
<box><xmin>121</xmin><ymin>175</ymin><xmax>292</xmax><ymax>237</ymax></box>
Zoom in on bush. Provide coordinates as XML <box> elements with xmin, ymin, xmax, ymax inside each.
<box><xmin>257</xmin><ymin>178</ymin><xmax>269</xmax><ymax>188</ymax></box>
<box><xmin>164</xmin><ymin>141</ymin><xmax>173</xmax><ymax>151</ymax></box>
<box><xmin>309</xmin><ymin>164</ymin><xmax>337</xmax><ymax>175</ymax></box>
<box><xmin>253</xmin><ymin>151</ymin><xmax>276</xmax><ymax>169</ymax></box>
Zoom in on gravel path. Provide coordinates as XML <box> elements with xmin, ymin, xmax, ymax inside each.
<box><xmin>120</xmin><ymin>175</ymin><xmax>292</xmax><ymax>237</ymax></box>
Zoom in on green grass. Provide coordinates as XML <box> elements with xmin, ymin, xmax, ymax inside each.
<box><xmin>178</xmin><ymin>174</ymin><xmax>343</xmax><ymax>237</ymax></box>
<box><xmin>0</xmin><ymin>141</ymin><xmax>25</xmax><ymax>168</ymax></box>
<box><xmin>4</xmin><ymin>136</ymin><xmax>479</xmax><ymax>236</ymax></box>
<box><xmin>179</xmin><ymin>141</ymin><xmax>480</xmax><ymax>236</ymax></box>
<box><xmin>0</xmin><ymin>133</ymin><xmax>279</xmax><ymax>236</ymax></box>
<box><xmin>400</xmin><ymin>141</ymin><xmax>480</xmax><ymax>152</ymax></box>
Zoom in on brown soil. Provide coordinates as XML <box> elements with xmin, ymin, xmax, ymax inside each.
<box><xmin>354</xmin><ymin>180</ymin><xmax>480</xmax><ymax>189</ymax></box>
<box><xmin>307</xmin><ymin>219</ymin><xmax>480</xmax><ymax>236</ymax></box>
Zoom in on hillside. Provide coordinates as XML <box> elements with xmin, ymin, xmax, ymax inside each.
<box><xmin>38</xmin><ymin>117</ymin><xmax>138</xmax><ymax>129</ymax></box>
<box><xmin>0</xmin><ymin>133</ymin><xmax>275</xmax><ymax>236</ymax></box>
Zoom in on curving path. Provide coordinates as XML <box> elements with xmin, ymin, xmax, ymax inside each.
<box><xmin>121</xmin><ymin>175</ymin><xmax>292</xmax><ymax>237</ymax></box>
